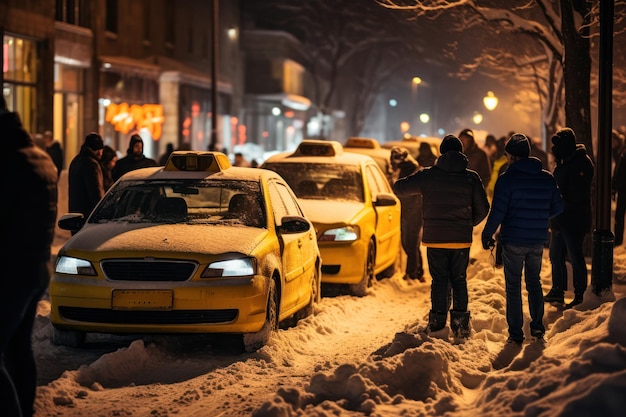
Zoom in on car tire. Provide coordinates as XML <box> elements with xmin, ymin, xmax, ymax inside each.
<box><xmin>243</xmin><ymin>279</ymin><xmax>278</xmax><ymax>353</ymax></box>
<box><xmin>377</xmin><ymin>250</ymin><xmax>400</xmax><ymax>280</ymax></box>
<box><xmin>349</xmin><ymin>241</ymin><xmax>375</xmax><ymax>297</ymax></box>
<box><xmin>52</xmin><ymin>327</ymin><xmax>86</xmax><ymax>347</ymax></box>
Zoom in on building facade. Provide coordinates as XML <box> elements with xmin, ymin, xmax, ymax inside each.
<box><xmin>1</xmin><ymin>0</ymin><xmax>317</xmax><ymax>170</ymax></box>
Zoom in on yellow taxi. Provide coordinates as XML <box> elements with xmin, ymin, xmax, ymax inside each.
<box><xmin>50</xmin><ymin>151</ymin><xmax>321</xmax><ymax>352</ymax></box>
<box><xmin>262</xmin><ymin>140</ymin><xmax>401</xmax><ymax>296</ymax></box>
<box><xmin>343</xmin><ymin>137</ymin><xmax>393</xmax><ymax>185</ymax></box>
<box><xmin>381</xmin><ymin>136</ymin><xmax>441</xmax><ymax>165</ymax></box>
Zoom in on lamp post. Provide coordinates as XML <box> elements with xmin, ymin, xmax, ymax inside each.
<box><xmin>209</xmin><ymin>0</ymin><xmax>219</xmax><ymax>151</ymax></box>
<box><xmin>483</xmin><ymin>91</ymin><xmax>498</xmax><ymax>111</ymax></box>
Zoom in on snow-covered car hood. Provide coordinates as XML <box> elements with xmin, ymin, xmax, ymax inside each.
<box><xmin>296</xmin><ymin>200</ymin><xmax>364</xmax><ymax>224</ymax></box>
<box><xmin>60</xmin><ymin>223</ymin><xmax>267</xmax><ymax>255</ymax></box>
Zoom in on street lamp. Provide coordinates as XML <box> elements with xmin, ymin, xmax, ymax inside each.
<box><xmin>483</xmin><ymin>91</ymin><xmax>498</xmax><ymax>111</ymax></box>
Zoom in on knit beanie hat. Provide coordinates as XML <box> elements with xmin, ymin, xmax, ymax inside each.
<box><xmin>84</xmin><ymin>132</ymin><xmax>104</xmax><ymax>150</ymax></box>
<box><xmin>551</xmin><ymin>128</ymin><xmax>576</xmax><ymax>159</ymax></box>
<box><xmin>505</xmin><ymin>133</ymin><xmax>531</xmax><ymax>158</ymax></box>
<box><xmin>440</xmin><ymin>135</ymin><xmax>463</xmax><ymax>154</ymax></box>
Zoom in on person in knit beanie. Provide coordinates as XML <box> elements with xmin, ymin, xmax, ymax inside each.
<box><xmin>394</xmin><ymin>134</ymin><xmax>489</xmax><ymax>339</ymax></box>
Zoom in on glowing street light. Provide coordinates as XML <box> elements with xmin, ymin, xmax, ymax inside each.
<box><xmin>419</xmin><ymin>113</ymin><xmax>430</xmax><ymax>124</ymax></box>
<box><xmin>473</xmin><ymin>112</ymin><xmax>483</xmax><ymax>124</ymax></box>
<box><xmin>483</xmin><ymin>91</ymin><xmax>498</xmax><ymax>111</ymax></box>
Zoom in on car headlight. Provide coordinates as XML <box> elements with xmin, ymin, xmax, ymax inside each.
<box><xmin>55</xmin><ymin>256</ymin><xmax>97</xmax><ymax>276</ymax></box>
<box><xmin>319</xmin><ymin>225</ymin><xmax>360</xmax><ymax>242</ymax></box>
<box><xmin>201</xmin><ymin>258</ymin><xmax>256</xmax><ymax>278</ymax></box>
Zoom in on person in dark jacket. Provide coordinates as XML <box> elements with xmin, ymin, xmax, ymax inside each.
<box><xmin>44</xmin><ymin>130</ymin><xmax>64</xmax><ymax>181</ymax></box>
<box><xmin>482</xmin><ymin>133</ymin><xmax>563</xmax><ymax>344</ymax></box>
<box><xmin>544</xmin><ymin>128</ymin><xmax>594</xmax><ymax>308</ymax></box>
<box><xmin>459</xmin><ymin>128</ymin><xmax>492</xmax><ymax>188</ymax></box>
<box><xmin>68</xmin><ymin>132</ymin><xmax>105</xmax><ymax>220</ymax></box>
<box><xmin>0</xmin><ymin>100</ymin><xmax>58</xmax><ymax>417</ymax></box>
<box><xmin>112</xmin><ymin>134</ymin><xmax>158</xmax><ymax>181</ymax></box>
<box><xmin>394</xmin><ymin>135</ymin><xmax>490</xmax><ymax>339</ymax></box>
<box><xmin>390</xmin><ymin>146</ymin><xmax>425</xmax><ymax>282</ymax></box>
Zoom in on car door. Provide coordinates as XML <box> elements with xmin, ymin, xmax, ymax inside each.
<box><xmin>268</xmin><ymin>180</ymin><xmax>312</xmax><ymax>310</ymax></box>
<box><xmin>365</xmin><ymin>163</ymin><xmax>401</xmax><ymax>270</ymax></box>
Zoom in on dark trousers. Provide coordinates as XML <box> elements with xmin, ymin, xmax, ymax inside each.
<box><xmin>426</xmin><ymin>247</ymin><xmax>469</xmax><ymax>314</ymax></box>
<box><xmin>401</xmin><ymin>214</ymin><xmax>423</xmax><ymax>278</ymax></box>
<box><xmin>502</xmin><ymin>243</ymin><xmax>545</xmax><ymax>341</ymax></box>
<box><xmin>0</xmin><ymin>259</ymin><xmax>50</xmax><ymax>417</ymax></box>
<box><xmin>549</xmin><ymin>229</ymin><xmax>588</xmax><ymax>297</ymax></box>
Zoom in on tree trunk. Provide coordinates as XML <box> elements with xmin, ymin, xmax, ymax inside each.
<box><xmin>561</xmin><ymin>0</ymin><xmax>593</xmax><ymax>158</ymax></box>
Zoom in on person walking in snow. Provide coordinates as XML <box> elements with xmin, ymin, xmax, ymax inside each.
<box><xmin>0</xmin><ymin>97</ymin><xmax>58</xmax><ymax>417</ymax></box>
<box><xmin>394</xmin><ymin>135</ymin><xmax>490</xmax><ymax>339</ymax></box>
<box><xmin>390</xmin><ymin>146</ymin><xmax>425</xmax><ymax>282</ymax></box>
<box><xmin>112</xmin><ymin>134</ymin><xmax>158</xmax><ymax>181</ymax></box>
<box><xmin>68</xmin><ymin>132</ymin><xmax>105</xmax><ymax>220</ymax></box>
<box><xmin>482</xmin><ymin>133</ymin><xmax>563</xmax><ymax>344</ymax></box>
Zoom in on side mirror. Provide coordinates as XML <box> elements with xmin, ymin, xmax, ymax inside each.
<box><xmin>374</xmin><ymin>193</ymin><xmax>398</xmax><ymax>207</ymax></box>
<box><xmin>58</xmin><ymin>213</ymin><xmax>86</xmax><ymax>232</ymax></box>
<box><xmin>278</xmin><ymin>215</ymin><xmax>311</xmax><ymax>234</ymax></box>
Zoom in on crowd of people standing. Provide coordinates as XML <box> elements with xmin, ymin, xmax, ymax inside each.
<box><xmin>389</xmin><ymin>124</ymin><xmax>625</xmax><ymax>345</ymax></box>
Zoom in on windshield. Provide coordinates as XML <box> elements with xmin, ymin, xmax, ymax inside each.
<box><xmin>89</xmin><ymin>179</ymin><xmax>265</xmax><ymax>227</ymax></box>
<box><xmin>263</xmin><ymin>162</ymin><xmax>363</xmax><ymax>202</ymax></box>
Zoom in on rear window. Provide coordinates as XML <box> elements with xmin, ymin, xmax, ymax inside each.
<box><xmin>263</xmin><ymin>162</ymin><xmax>363</xmax><ymax>202</ymax></box>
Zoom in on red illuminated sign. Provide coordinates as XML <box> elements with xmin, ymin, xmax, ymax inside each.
<box><xmin>105</xmin><ymin>103</ymin><xmax>165</xmax><ymax>140</ymax></box>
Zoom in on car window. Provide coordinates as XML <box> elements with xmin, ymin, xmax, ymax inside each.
<box><xmin>263</xmin><ymin>162</ymin><xmax>364</xmax><ymax>202</ymax></box>
<box><xmin>365</xmin><ymin>164</ymin><xmax>392</xmax><ymax>198</ymax></box>
<box><xmin>268</xmin><ymin>180</ymin><xmax>303</xmax><ymax>223</ymax></box>
<box><xmin>90</xmin><ymin>179</ymin><xmax>265</xmax><ymax>227</ymax></box>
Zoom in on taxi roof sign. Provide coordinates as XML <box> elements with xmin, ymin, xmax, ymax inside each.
<box><xmin>344</xmin><ymin>137</ymin><xmax>380</xmax><ymax>149</ymax></box>
<box><xmin>291</xmin><ymin>140</ymin><xmax>344</xmax><ymax>157</ymax></box>
<box><xmin>165</xmin><ymin>151</ymin><xmax>232</xmax><ymax>172</ymax></box>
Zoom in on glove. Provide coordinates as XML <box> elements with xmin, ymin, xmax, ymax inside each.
<box><xmin>482</xmin><ymin>236</ymin><xmax>496</xmax><ymax>250</ymax></box>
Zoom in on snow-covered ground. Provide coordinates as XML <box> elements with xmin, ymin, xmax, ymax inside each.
<box><xmin>33</xmin><ymin>172</ymin><xmax>626</xmax><ymax>416</ymax></box>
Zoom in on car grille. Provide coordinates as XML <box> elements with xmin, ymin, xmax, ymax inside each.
<box><xmin>102</xmin><ymin>260</ymin><xmax>197</xmax><ymax>281</ymax></box>
<box><xmin>59</xmin><ymin>307</ymin><xmax>238</xmax><ymax>324</ymax></box>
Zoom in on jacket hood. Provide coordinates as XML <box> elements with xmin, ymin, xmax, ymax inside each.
<box><xmin>435</xmin><ymin>151</ymin><xmax>468</xmax><ymax>173</ymax></box>
<box><xmin>127</xmin><ymin>135</ymin><xmax>144</xmax><ymax>155</ymax></box>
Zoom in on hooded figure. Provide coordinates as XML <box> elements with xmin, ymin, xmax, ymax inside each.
<box><xmin>545</xmin><ymin>127</ymin><xmax>594</xmax><ymax>308</ymax></box>
<box><xmin>111</xmin><ymin>134</ymin><xmax>158</xmax><ymax>181</ymax></box>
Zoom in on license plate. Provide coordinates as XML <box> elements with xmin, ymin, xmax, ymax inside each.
<box><xmin>112</xmin><ymin>290</ymin><xmax>173</xmax><ymax>310</ymax></box>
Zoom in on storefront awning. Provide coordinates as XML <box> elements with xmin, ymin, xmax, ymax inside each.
<box><xmin>256</xmin><ymin>93</ymin><xmax>311</xmax><ymax>111</ymax></box>
<box><xmin>99</xmin><ymin>55</ymin><xmax>161</xmax><ymax>79</ymax></box>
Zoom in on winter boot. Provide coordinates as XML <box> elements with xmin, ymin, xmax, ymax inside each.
<box><xmin>450</xmin><ymin>310</ymin><xmax>471</xmax><ymax>339</ymax></box>
<box><xmin>543</xmin><ymin>289</ymin><xmax>564</xmax><ymax>304</ymax></box>
<box><xmin>426</xmin><ymin>311</ymin><xmax>447</xmax><ymax>333</ymax></box>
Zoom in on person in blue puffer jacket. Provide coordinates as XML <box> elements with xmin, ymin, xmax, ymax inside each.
<box><xmin>482</xmin><ymin>133</ymin><xmax>563</xmax><ymax>344</ymax></box>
